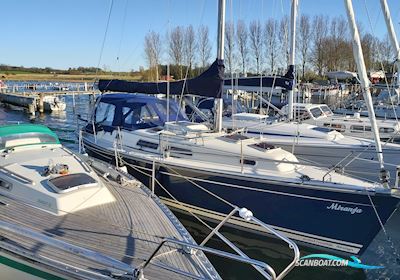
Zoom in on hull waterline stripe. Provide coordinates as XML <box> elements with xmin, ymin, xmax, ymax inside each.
<box><xmin>0</xmin><ymin>254</ymin><xmax>65</xmax><ymax>280</ymax></box>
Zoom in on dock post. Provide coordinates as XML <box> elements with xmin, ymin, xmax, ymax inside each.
<box><xmin>90</xmin><ymin>92</ymin><xmax>95</xmax><ymax>104</ymax></box>
<box><xmin>28</xmin><ymin>103</ymin><xmax>35</xmax><ymax>115</ymax></box>
<box><xmin>72</xmin><ymin>92</ymin><xmax>76</xmax><ymax>112</ymax></box>
<box><xmin>84</xmin><ymin>82</ymin><xmax>88</xmax><ymax>92</ymax></box>
<box><xmin>39</xmin><ymin>93</ymin><xmax>44</xmax><ymax>113</ymax></box>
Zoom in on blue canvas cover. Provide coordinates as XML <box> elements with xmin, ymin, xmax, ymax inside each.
<box><xmin>224</xmin><ymin>65</ymin><xmax>294</xmax><ymax>90</ymax></box>
<box><xmin>87</xmin><ymin>94</ymin><xmax>189</xmax><ymax>133</ymax></box>
<box><xmin>99</xmin><ymin>59</ymin><xmax>224</xmax><ymax>98</ymax></box>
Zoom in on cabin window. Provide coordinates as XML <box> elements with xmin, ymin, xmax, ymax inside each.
<box><xmin>379</xmin><ymin>127</ymin><xmax>394</xmax><ymax>133</ymax></box>
<box><xmin>350</xmin><ymin>125</ymin><xmax>371</xmax><ymax>132</ymax></box>
<box><xmin>323</xmin><ymin>123</ymin><xmax>345</xmax><ymax>132</ymax></box>
<box><xmin>155</xmin><ymin>102</ymin><xmax>168</xmax><ymax>116</ymax></box>
<box><xmin>312</xmin><ymin>127</ymin><xmax>332</xmax><ymax>133</ymax></box>
<box><xmin>170</xmin><ymin>146</ymin><xmax>192</xmax><ymax>156</ymax></box>
<box><xmin>122</xmin><ymin>106</ymin><xmax>135</xmax><ymax>125</ymax></box>
<box><xmin>240</xmin><ymin>159</ymin><xmax>256</xmax><ymax>166</ymax></box>
<box><xmin>121</xmin><ymin>103</ymin><xmax>160</xmax><ymax>128</ymax></box>
<box><xmin>95</xmin><ymin>102</ymin><xmax>116</xmax><ymax>126</ymax></box>
<box><xmin>310</xmin><ymin>108</ymin><xmax>323</xmax><ymax>118</ymax></box>
<box><xmin>154</xmin><ymin>101</ymin><xmax>188</xmax><ymax>122</ymax></box>
<box><xmin>141</xmin><ymin>104</ymin><xmax>159</xmax><ymax>122</ymax></box>
<box><xmin>320</xmin><ymin>105</ymin><xmax>333</xmax><ymax>116</ymax></box>
<box><xmin>0</xmin><ymin>180</ymin><xmax>12</xmax><ymax>191</ymax></box>
<box><xmin>136</xmin><ymin>139</ymin><xmax>159</xmax><ymax>150</ymax></box>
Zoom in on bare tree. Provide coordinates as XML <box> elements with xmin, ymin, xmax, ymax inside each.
<box><xmin>297</xmin><ymin>15</ymin><xmax>312</xmax><ymax>78</ymax></box>
<box><xmin>278</xmin><ymin>16</ymin><xmax>290</xmax><ymax>71</ymax></box>
<box><xmin>380</xmin><ymin>33</ymin><xmax>395</xmax><ymax>72</ymax></box>
<box><xmin>144</xmin><ymin>31</ymin><xmax>162</xmax><ymax>81</ymax></box>
<box><xmin>184</xmin><ymin>25</ymin><xmax>197</xmax><ymax>70</ymax></box>
<box><xmin>169</xmin><ymin>26</ymin><xmax>184</xmax><ymax>79</ymax></box>
<box><xmin>264</xmin><ymin>19</ymin><xmax>278</xmax><ymax>73</ymax></box>
<box><xmin>236</xmin><ymin>20</ymin><xmax>248</xmax><ymax>75</ymax></box>
<box><xmin>369</xmin><ymin>35</ymin><xmax>382</xmax><ymax>70</ymax></box>
<box><xmin>198</xmin><ymin>25</ymin><xmax>212</xmax><ymax>69</ymax></box>
<box><xmin>249</xmin><ymin>20</ymin><xmax>262</xmax><ymax>74</ymax></box>
<box><xmin>225</xmin><ymin>22</ymin><xmax>235</xmax><ymax>74</ymax></box>
<box><xmin>335</xmin><ymin>16</ymin><xmax>350</xmax><ymax>71</ymax></box>
<box><xmin>361</xmin><ymin>33</ymin><xmax>375</xmax><ymax>71</ymax></box>
<box><xmin>312</xmin><ymin>15</ymin><xmax>329</xmax><ymax>76</ymax></box>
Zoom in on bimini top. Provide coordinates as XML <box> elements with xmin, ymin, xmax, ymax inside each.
<box><xmin>93</xmin><ymin>93</ymin><xmax>188</xmax><ymax>132</ymax></box>
<box><xmin>99</xmin><ymin>59</ymin><xmax>224</xmax><ymax>98</ymax></box>
<box><xmin>0</xmin><ymin>124</ymin><xmax>60</xmax><ymax>150</ymax></box>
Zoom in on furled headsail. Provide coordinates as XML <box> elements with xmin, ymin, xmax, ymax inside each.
<box><xmin>224</xmin><ymin>66</ymin><xmax>294</xmax><ymax>91</ymax></box>
<box><xmin>98</xmin><ymin>59</ymin><xmax>224</xmax><ymax>98</ymax></box>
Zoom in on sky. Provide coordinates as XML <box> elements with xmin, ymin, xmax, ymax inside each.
<box><xmin>1</xmin><ymin>0</ymin><xmax>399</xmax><ymax>71</ymax></box>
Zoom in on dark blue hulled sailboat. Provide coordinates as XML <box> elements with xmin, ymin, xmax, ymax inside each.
<box><xmin>81</xmin><ymin>58</ymin><xmax>400</xmax><ymax>255</ymax></box>
<box><xmin>81</xmin><ymin>0</ymin><xmax>400</xmax><ymax>256</ymax></box>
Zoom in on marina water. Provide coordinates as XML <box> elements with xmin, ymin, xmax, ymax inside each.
<box><xmin>0</xmin><ymin>92</ymin><xmax>399</xmax><ymax>280</ymax></box>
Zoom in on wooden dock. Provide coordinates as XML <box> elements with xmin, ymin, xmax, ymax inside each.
<box><xmin>0</xmin><ymin>90</ymin><xmax>98</xmax><ymax>114</ymax></box>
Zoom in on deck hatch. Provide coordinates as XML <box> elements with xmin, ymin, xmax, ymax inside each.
<box><xmin>48</xmin><ymin>173</ymin><xmax>98</xmax><ymax>193</ymax></box>
<box><xmin>250</xmin><ymin>142</ymin><xmax>276</xmax><ymax>151</ymax></box>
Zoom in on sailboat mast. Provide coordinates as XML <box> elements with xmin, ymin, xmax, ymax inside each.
<box><xmin>380</xmin><ymin>0</ymin><xmax>400</xmax><ymax>87</ymax></box>
<box><xmin>215</xmin><ymin>0</ymin><xmax>225</xmax><ymax>132</ymax></box>
<box><xmin>344</xmin><ymin>0</ymin><xmax>386</xmax><ymax>174</ymax></box>
<box><xmin>287</xmin><ymin>0</ymin><xmax>298</xmax><ymax>120</ymax></box>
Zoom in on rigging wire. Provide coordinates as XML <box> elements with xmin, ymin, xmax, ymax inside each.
<box><xmin>362</xmin><ymin>0</ymin><xmax>400</xmax><ymax>263</ymax></box>
<box><xmin>114</xmin><ymin>0</ymin><xmax>129</xmax><ymax>72</ymax></box>
<box><xmin>363</xmin><ymin>0</ymin><xmax>399</xmax><ymax>123</ymax></box>
<box><xmin>94</xmin><ymin>0</ymin><xmax>115</xmax><ymax>82</ymax></box>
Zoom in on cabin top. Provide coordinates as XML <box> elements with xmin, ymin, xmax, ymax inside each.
<box><xmin>0</xmin><ymin>124</ymin><xmax>60</xmax><ymax>151</ymax></box>
<box><xmin>282</xmin><ymin>103</ymin><xmax>334</xmax><ymax>120</ymax></box>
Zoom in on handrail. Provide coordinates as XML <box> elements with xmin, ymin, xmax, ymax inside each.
<box><xmin>144</xmin><ymin>159</ymin><xmax>298</xmax><ymax>279</ymax></box>
<box><xmin>250</xmin><ymin>215</ymin><xmax>300</xmax><ymax>280</ymax></box>
<box><xmin>198</xmin><ymin>207</ymin><xmax>300</xmax><ymax>280</ymax></box>
<box><xmin>135</xmin><ymin>237</ymin><xmax>276</xmax><ymax>280</ymax></box>
<box><xmin>0</xmin><ymin>208</ymin><xmax>296</xmax><ymax>280</ymax></box>
<box><xmin>0</xmin><ymin>220</ymin><xmax>134</xmax><ymax>274</ymax></box>
<box><xmin>0</xmin><ymin>165</ymin><xmax>35</xmax><ymax>185</ymax></box>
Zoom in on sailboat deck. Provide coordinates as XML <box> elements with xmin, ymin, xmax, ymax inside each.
<box><xmin>0</xmin><ymin>176</ymin><xmax>216</xmax><ymax>279</ymax></box>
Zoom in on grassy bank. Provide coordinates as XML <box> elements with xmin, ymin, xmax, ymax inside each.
<box><xmin>0</xmin><ymin>72</ymin><xmax>143</xmax><ymax>82</ymax></box>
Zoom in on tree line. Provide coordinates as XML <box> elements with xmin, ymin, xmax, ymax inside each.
<box><xmin>143</xmin><ymin>14</ymin><xmax>397</xmax><ymax>82</ymax></box>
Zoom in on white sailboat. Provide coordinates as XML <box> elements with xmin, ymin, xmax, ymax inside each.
<box><xmin>282</xmin><ymin>102</ymin><xmax>400</xmax><ymax>140</ymax></box>
<box><xmin>0</xmin><ymin>124</ymin><xmax>223</xmax><ymax>280</ymax></box>
<box><xmin>81</xmin><ymin>0</ymin><xmax>400</xmax><ymax>256</ymax></box>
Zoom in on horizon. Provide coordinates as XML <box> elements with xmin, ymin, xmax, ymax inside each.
<box><xmin>1</xmin><ymin>0</ymin><xmax>399</xmax><ymax>72</ymax></box>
